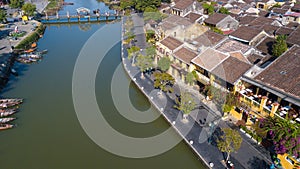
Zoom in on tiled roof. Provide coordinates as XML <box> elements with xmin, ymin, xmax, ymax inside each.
<box><xmin>160</xmin><ymin>36</ymin><xmax>183</xmax><ymax>50</ymax></box>
<box><xmin>291</xmin><ymin>3</ymin><xmax>300</xmax><ymax>12</ymax></box>
<box><xmin>229</xmin><ymin>26</ymin><xmax>263</xmax><ymax>42</ymax></box>
<box><xmin>238</xmin><ymin>15</ymin><xmax>257</xmax><ymax>25</ymax></box>
<box><xmin>249</xmin><ymin>17</ymin><xmax>275</xmax><ymax>27</ymax></box>
<box><xmin>160</xmin><ymin>15</ymin><xmax>192</xmax><ymax>31</ymax></box>
<box><xmin>272</xmin><ymin>8</ymin><xmax>288</xmax><ymax>15</ymax></box>
<box><xmin>254</xmin><ymin>45</ymin><xmax>300</xmax><ymax>98</ymax></box>
<box><xmin>216</xmin><ymin>39</ymin><xmax>251</xmax><ymax>54</ymax></box>
<box><xmin>173</xmin><ymin>0</ymin><xmax>194</xmax><ymax>10</ymax></box>
<box><xmin>193</xmin><ymin>30</ymin><xmax>225</xmax><ymax>47</ymax></box>
<box><xmin>212</xmin><ymin>56</ymin><xmax>251</xmax><ymax>84</ymax></box>
<box><xmin>191</xmin><ymin>48</ymin><xmax>228</xmax><ymax>71</ymax></box>
<box><xmin>261</xmin><ymin>24</ymin><xmax>279</xmax><ymax>36</ymax></box>
<box><xmin>285</xmin><ymin>22</ymin><xmax>299</xmax><ymax>29</ymax></box>
<box><xmin>184</xmin><ymin>12</ymin><xmax>202</xmax><ymax>23</ymax></box>
<box><xmin>229</xmin><ymin>51</ymin><xmax>250</xmax><ymax>63</ymax></box>
<box><xmin>275</xmin><ymin>27</ymin><xmax>294</xmax><ymax>36</ymax></box>
<box><xmin>287</xmin><ymin>27</ymin><xmax>300</xmax><ymax>45</ymax></box>
<box><xmin>255</xmin><ymin>37</ymin><xmax>275</xmax><ymax>56</ymax></box>
<box><xmin>173</xmin><ymin>47</ymin><xmax>198</xmax><ymax>64</ymax></box>
<box><xmin>204</xmin><ymin>13</ymin><xmax>228</xmax><ymax>25</ymax></box>
<box><xmin>247</xmin><ymin>53</ymin><xmax>264</xmax><ymax>65</ymax></box>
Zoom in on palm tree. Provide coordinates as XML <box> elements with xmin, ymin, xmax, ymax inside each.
<box><xmin>217</xmin><ymin>128</ymin><xmax>242</xmax><ymax>162</ymax></box>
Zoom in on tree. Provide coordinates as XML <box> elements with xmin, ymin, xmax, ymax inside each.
<box><xmin>135</xmin><ymin>54</ymin><xmax>153</xmax><ymax>79</ymax></box>
<box><xmin>219</xmin><ymin>7</ymin><xmax>229</xmax><ymax>14</ymax></box>
<box><xmin>157</xmin><ymin>57</ymin><xmax>171</xmax><ymax>72</ymax></box>
<box><xmin>272</xmin><ymin>35</ymin><xmax>288</xmax><ymax>57</ymax></box>
<box><xmin>202</xmin><ymin>3</ymin><xmax>214</xmax><ymax>15</ymax></box>
<box><xmin>0</xmin><ymin>9</ymin><xmax>6</xmax><ymax>23</ymax></box>
<box><xmin>222</xmin><ymin>92</ymin><xmax>240</xmax><ymax>113</ymax></box>
<box><xmin>134</xmin><ymin>0</ymin><xmax>161</xmax><ymax>12</ymax></box>
<box><xmin>145</xmin><ymin>45</ymin><xmax>156</xmax><ymax>58</ymax></box>
<box><xmin>127</xmin><ymin>46</ymin><xmax>140</xmax><ymax>65</ymax></box>
<box><xmin>153</xmin><ymin>72</ymin><xmax>175</xmax><ymax>93</ymax></box>
<box><xmin>22</xmin><ymin>3</ymin><xmax>36</xmax><ymax>16</ymax></box>
<box><xmin>120</xmin><ymin>0</ymin><xmax>135</xmax><ymax>10</ymax></box>
<box><xmin>186</xmin><ymin>71</ymin><xmax>196</xmax><ymax>85</ymax></box>
<box><xmin>217</xmin><ymin>128</ymin><xmax>242</xmax><ymax>162</ymax></box>
<box><xmin>257</xmin><ymin>117</ymin><xmax>300</xmax><ymax>158</ymax></box>
<box><xmin>9</xmin><ymin>0</ymin><xmax>24</xmax><ymax>8</ymax></box>
<box><xmin>174</xmin><ymin>91</ymin><xmax>196</xmax><ymax>121</ymax></box>
<box><xmin>143</xmin><ymin>6</ymin><xmax>166</xmax><ymax>22</ymax></box>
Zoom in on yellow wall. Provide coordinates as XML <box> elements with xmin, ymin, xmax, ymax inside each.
<box><xmin>278</xmin><ymin>154</ymin><xmax>300</xmax><ymax>169</ymax></box>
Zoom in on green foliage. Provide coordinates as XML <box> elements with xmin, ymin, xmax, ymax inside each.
<box><xmin>157</xmin><ymin>56</ymin><xmax>171</xmax><ymax>72</ymax></box>
<box><xmin>120</xmin><ymin>0</ymin><xmax>161</xmax><ymax>12</ymax></box>
<box><xmin>16</xmin><ymin>24</ymin><xmax>45</xmax><ymax>49</ymax></box>
<box><xmin>145</xmin><ymin>45</ymin><xmax>156</xmax><ymax>58</ymax></box>
<box><xmin>9</xmin><ymin>0</ymin><xmax>24</xmax><ymax>8</ymax></box>
<box><xmin>219</xmin><ymin>7</ymin><xmax>229</xmax><ymax>14</ymax></box>
<box><xmin>146</xmin><ymin>29</ymin><xmax>156</xmax><ymax>43</ymax></box>
<box><xmin>136</xmin><ymin>54</ymin><xmax>154</xmax><ymax>73</ymax></box>
<box><xmin>272</xmin><ymin>35</ymin><xmax>288</xmax><ymax>57</ymax></box>
<box><xmin>153</xmin><ymin>72</ymin><xmax>175</xmax><ymax>93</ymax></box>
<box><xmin>272</xmin><ymin>3</ymin><xmax>282</xmax><ymax>8</ymax></box>
<box><xmin>186</xmin><ymin>72</ymin><xmax>195</xmax><ymax>85</ymax></box>
<box><xmin>120</xmin><ymin>0</ymin><xmax>135</xmax><ymax>9</ymax></box>
<box><xmin>0</xmin><ymin>9</ymin><xmax>6</xmax><ymax>23</ymax></box>
<box><xmin>211</xmin><ymin>27</ymin><xmax>223</xmax><ymax>34</ymax></box>
<box><xmin>127</xmin><ymin>46</ymin><xmax>140</xmax><ymax>59</ymax></box>
<box><xmin>202</xmin><ymin>3</ymin><xmax>214</xmax><ymax>15</ymax></box>
<box><xmin>217</xmin><ymin>128</ymin><xmax>242</xmax><ymax>161</ymax></box>
<box><xmin>22</xmin><ymin>3</ymin><xmax>36</xmax><ymax>16</ymax></box>
<box><xmin>144</xmin><ymin>7</ymin><xmax>166</xmax><ymax>22</ymax></box>
<box><xmin>174</xmin><ymin>91</ymin><xmax>196</xmax><ymax>115</ymax></box>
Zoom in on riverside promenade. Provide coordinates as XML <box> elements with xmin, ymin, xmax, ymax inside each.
<box><xmin>121</xmin><ymin>14</ymin><xmax>273</xmax><ymax>169</ymax></box>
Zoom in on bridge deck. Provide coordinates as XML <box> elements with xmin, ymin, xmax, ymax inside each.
<box><xmin>40</xmin><ymin>14</ymin><xmax>122</xmax><ymax>24</ymax></box>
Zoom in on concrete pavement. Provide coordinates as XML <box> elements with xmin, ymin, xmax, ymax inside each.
<box><xmin>121</xmin><ymin>14</ymin><xmax>273</xmax><ymax>169</ymax></box>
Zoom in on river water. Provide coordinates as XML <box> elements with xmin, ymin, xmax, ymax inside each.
<box><xmin>0</xmin><ymin>1</ymin><xmax>205</xmax><ymax>168</ymax></box>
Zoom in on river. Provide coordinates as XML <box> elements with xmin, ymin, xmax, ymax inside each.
<box><xmin>0</xmin><ymin>1</ymin><xmax>206</xmax><ymax>168</ymax></box>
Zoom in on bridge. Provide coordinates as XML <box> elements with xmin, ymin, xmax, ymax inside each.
<box><xmin>39</xmin><ymin>7</ymin><xmax>122</xmax><ymax>24</ymax></box>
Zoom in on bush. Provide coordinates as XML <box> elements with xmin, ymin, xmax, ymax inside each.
<box><xmin>15</xmin><ymin>23</ymin><xmax>45</xmax><ymax>49</ymax></box>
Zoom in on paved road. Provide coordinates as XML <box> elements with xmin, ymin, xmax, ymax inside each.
<box><xmin>122</xmin><ymin>14</ymin><xmax>273</xmax><ymax>169</ymax></box>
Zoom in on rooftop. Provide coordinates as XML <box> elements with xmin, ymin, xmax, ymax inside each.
<box><xmin>287</xmin><ymin>27</ymin><xmax>300</xmax><ymax>46</ymax></box>
<box><xmin>192</xmin><ymin>30</ymin><xmax>225</xmax><ymax>47</ymax></box>
<box><xmin>275</xmin><ymin>27</ymin><xmax>294</xmax><ymax>36</ymax></box>
<box><xmin>255</xmin><ymin>37</ymin><xmax>275</xmax><ymax>56</ymax></box>
<box><xmin>254</xmin><ymin>45</ymin><xmax>300</xmax><ymax>98</ymax></box>
<box><xmin>173</xmin><ymin>0</ymin><xmax>194</xmax><ymax>10</ymax></box>
<box><xmin>184</xmin><ymin>12</ymin><xmax>202</xmax><ymax>23</ymax></box>
<box><xmin>160</xmin><ymin>36</ymin><xmax>183</xmax><ymax>51</ymax></box>
<box><xmin>249</xmin><ymin>17</ymin><xmax>275</xmax><ymax>27</ymax></box>
<box><xmin>159</xmin><ymin>15</ymin><xmax>192</xmax><ymax>31</ymax></box>
<box><xmin>191</xmin><ymin>48</ymin><xmax>228</xmax><ymax>71</ymax></box>
<box><xmin>212</xmin><ymin>56</ymin><xmax>252</xmax><ymax>84</ymax></box>
<box><xmin>204</xmin><ymin>13</ymin><xmax>229</xmax><ymax>25</ymax></box>
<box><xmin>216</xmin><ymin>39</ymin><xmax>251</xmax><ymax>54</ymax></box>
<box><xmin>238</xmin><ymin>15</ymin><xmax>257</xmax><ymax>25</ymax></box>
<box><xmin>173</xmin><ymin>47</ymin><xmax>198</xmax><ymax>64</ymax></box>
<box><xmin>229</xmin><ymin>26</ymin><xmax>264</xmax><ymax>43</ymax></box>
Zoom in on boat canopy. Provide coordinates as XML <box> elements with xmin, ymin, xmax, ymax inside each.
<box><xmin>76</xmin><ymin>7</ymin><xmax>90</xmax><ymax>14</ymax></box>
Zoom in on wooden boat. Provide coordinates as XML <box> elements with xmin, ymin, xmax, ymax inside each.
<box><xmin>0</xmin><ymin>109</ymin><xmax>17</xmax><ymax>117</ymax></box>
<box><xmin>0</xmin><ymin>102</ymin><xmax>20</xmax><ymax>109</ymax></box>
<box><xmin>0</xmin><ymin>98</ymin><xmax>23</xmax><ymax>104</ymax></box>
<box><xmin>63</xmin><ymin>2</ymin><xmax>74</xmax><ymax>5</ymax></box>
<box><xmin>16</xmin><ymin>57</ymin><xmax>39</xmax><ymax>64</ymax></box>
<box><xmin>0</xmin><ymin>117</ymin><xmax>16</xmax><ymax>123</ymax></box>
<box><xmin>31</xmin><ymin>42</ymin><xmax>37</xmax><ymax>48</ymax></box>
<box><xmin>0</xmin><ymin>124</ymin><xmax>14</xmax><ymax>130</ymax></box>
<box><xmin>19</xmin><ymin>53</ymin><xmax>42</xmax><ymax>59</ymax></box>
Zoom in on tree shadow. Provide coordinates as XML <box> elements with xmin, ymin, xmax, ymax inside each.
<box><xmin>247</xmin><ymin>156</ymin><xmax>270</xmax><ymax>169</ymax></box>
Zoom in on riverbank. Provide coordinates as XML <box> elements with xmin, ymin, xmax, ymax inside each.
<box><xmin>121</xmin><ymin>15</ymin><xmax>214</xmax><ymax>169</ymax></box>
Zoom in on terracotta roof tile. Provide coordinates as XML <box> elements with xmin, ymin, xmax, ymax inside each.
<box><xmin>212</xmin><ymin>56</ymin><xmax>251</xmax><ymax>84</ymax></box>
<box><xmin>254</xmin><ymin>45</ymin><xmax>300</xmax><ymax>98</ymax></box>
<box><xmin>204</xmin><ymin>13</ymin><xmax>228</xmax><ymax>25</ymax></box>
<box><xmin>249</xmin><ymin>17</ymin><xmax>275</xmax><ymax>27</ymax></box>
<box><xmin>173</xmin><ymin>47</ymin><xmax>198</xmax><ymax>64</ymax></box>
<box><xmin>275</xmin><ymin>27</ymin><xmax>294</xmax><ymax>36</ymax></box>
<box><xmin>216</xmin><ymin>39</ymin><xmax>251</xmax><ymax>54</ymax></box>
<box><xmin>287</xmin><ymin>27</ymin><xmax>300</xmax><ymax>45</ymax></box>
<box><xmin>191</xmin><ymin>48</ymin><xmax>228</xmax><ymax>71</ymax></box>
<box><xmin>237</xmin><ymin>15</ymin><xmax>257</xmax><ymax>25</ymax></box>
<box><xmin>184</xmin><ymin>12</ymin><xmax>202</xmax><ymax>23</ymax></box>
<box><xmin>160</xmin><ymin>36</ymin><xmax>183</xmax><ymax>50</ymax></box>
<box><xmin>255</xmin><ymin>37</ymin><xmax>275</xmax><ymax>56</ymax></box>
<box><xmin>193</xmin><ymin>30</ymin><xmax>225</xmax><ymax>47</ymax></box>
<box><xmin>173</xmin><ymin>0</ymin><xmax>194</xmax><ymax>10</ymax></box>
<box><xmin>230</xmin><ymin>26</ymin><xmax>263</xmax><ymax>42</ymax></box>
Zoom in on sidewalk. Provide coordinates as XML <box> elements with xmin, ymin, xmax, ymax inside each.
<box><xmin>122</xmin><ymin>14</ymin><xmax>273</xmax><ymax>169</ymax></box>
